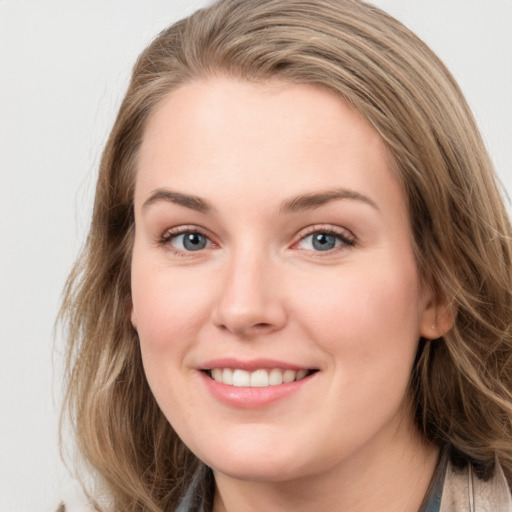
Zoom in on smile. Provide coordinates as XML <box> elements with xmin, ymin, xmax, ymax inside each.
<box><xmin>208</xmin><ymin>368</ymin><xmax>314</xmax><ymax>387</ymax></box>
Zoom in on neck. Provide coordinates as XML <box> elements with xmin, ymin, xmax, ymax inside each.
<box><xmin>212</xmin><ymin>425</ymin><xmax>440</xmax><ymax>512</ymax></box>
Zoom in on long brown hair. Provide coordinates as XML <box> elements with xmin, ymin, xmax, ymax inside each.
<box><xmin>60</xmin><ymin>0</ymin><xmax>512</xmax><ymax>509</ymax></box>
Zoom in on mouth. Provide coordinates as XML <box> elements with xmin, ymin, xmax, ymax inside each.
<box><xmin>205</xmin><ymin>368</ymin><xmax>317</xmax><ymax>387</ymax></box>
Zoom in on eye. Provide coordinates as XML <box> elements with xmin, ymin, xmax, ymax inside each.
<box><xmin>164</xmin><ymin>230</ymin><xmax>212</xmax><ymax>252</ymax></box>
<box><xmin>295</xmin><ymin>229</ymin><xmax>355</xmax><ymax>252</ymax></box>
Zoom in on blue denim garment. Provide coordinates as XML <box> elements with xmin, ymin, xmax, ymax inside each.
<box><xmin>419</xmin><ymin>455</ymin><xmax>446</xmax><ymax>512</ymax></box>
<box><xmin>176</xmin><ymin>464</ymin><xmax>212</xmax><ymax>512</ymax></box>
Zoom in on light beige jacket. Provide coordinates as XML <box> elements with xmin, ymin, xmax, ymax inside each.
<box><xmin>440</xmin><ymin>459</ymin><xmax>512</xmax><ymax>511</ymax></box>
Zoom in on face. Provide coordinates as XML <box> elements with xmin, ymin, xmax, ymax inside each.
<box><xmin>131</xmin><ymin>77</ymin><xmax>439</xmax><ymax>484</ymax></box>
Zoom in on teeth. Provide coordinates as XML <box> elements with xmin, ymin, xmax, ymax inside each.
<box><xmin>269</xmin><ymin>368</ymin><xmax>284</xmax><ymax>385</ymax></box>
<box><xmin>250</xmin><ymin>369</ymin><xmax>269</xmax><ymax>387</ymax></box>
<box><xmin>296</xmin><ymin>369</ymin><xmax>308</xmax><ymax>380</ymax></box>
<box><xmin>223</xmin><ymin>368</ymin><xmax>233</xmax><ymax>385</ymax></box>
<box><xmin>211</xmin><ymin>368</ymin><xmax>223</xmax><ymax>382</ymax></box>
<box><xmin>209</xmin><ymin>368</ymin><xmax>311</xmax><ymax>387</ymax></box>
<box><xmin>232</xmin><ymin>369</ymin><xmax>250</xmax><ymax>387</ymax></box>
<box><xmin>283</xmin><ymin>369</ymin><xmax>296</xmax><ymax>383</ymax></box>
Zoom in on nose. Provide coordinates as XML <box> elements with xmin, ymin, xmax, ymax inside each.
<box><xmin>211</xmin><ymin>249</ymin><xmax>287</xmax><ymax>338</ymax></box>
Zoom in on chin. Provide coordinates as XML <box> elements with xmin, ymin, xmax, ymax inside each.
<box><xmin>191</xmin><ymin>430</ymin><xmax>319</xmax><ymax>483</ymax></box>
<box><xmin>210</xmin><ymin>455</ymin><xmax>309</xmax><ymax>483</ymax></box>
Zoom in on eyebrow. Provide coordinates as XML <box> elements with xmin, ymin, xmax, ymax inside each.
<box><xmin>280</xmin><ymin>188</ymin><xmax>379</xmax><ymax>213</ymax></box>
<box><xmin>142</xmin><ymin>188</ymin><xmax>214</xmax><ymax>214</ymax></box>
<box><xmin>141</xmin><ymin>187</ymin><xmax>378</xmax><ymax>215</ymax></box>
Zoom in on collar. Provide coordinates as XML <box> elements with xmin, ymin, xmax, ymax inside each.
<box><xmin>175</xmin><ymin>452</ymin><xmax>512</xmax><ymax>512</ymax></box>
<box><xmin>439</xmin><ymin>455</ymin><xmax>512</xmax><ymax>511</ymax></box>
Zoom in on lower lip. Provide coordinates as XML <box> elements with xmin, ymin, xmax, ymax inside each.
<box><xmin>200</xmin><ymin>371</ymin><xmax>315</xmax><ymax>408</ymax></box>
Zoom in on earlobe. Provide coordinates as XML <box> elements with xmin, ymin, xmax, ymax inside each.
<box><xmin>420</xmin><ymin>292</ymin><xmax>455</xmax><ymax>340</ymax></box>
<box><xmin>130</xmin><ymin>302</ymin><xmax>138</xmax><ymax>330</ymax></box>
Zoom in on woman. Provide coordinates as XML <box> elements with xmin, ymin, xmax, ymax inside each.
<box><xmin>60</xmin><ymin>0</ymin><xmax>512</xmax><ymax>510</ymax></box>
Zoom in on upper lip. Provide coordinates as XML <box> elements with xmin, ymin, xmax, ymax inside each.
<box><xmin>199</xmin><ymin>358</ymin><xmax>315</xmax><ymax>372</ymax></box>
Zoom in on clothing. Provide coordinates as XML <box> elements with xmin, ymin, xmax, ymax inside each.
<box><xmin>418</xmin><ymin>448</ymin><xmax>512</xmax><ymax>512</ymax></box>
<box><xmin>176</xmin><ymin>451</ymin><xmax>512</xmax><ymax>512</ymax></box>
<box><xmin>420</xmin><ymin>449</ymin><xmax>446</xmax><ymax>512</ymax></box>
<box><xmin>438</xmin><ymin>456</ymin><xmax>512</xmax><ymax>511</ymax></box>
<box><xmin>176</xmin><ymin>464</ymin><xmax>212</xmax><ymax>512</ymax></box>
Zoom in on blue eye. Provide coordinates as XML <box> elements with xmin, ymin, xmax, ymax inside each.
<box><xmin>311</xmin><ymin>233</ymin><xmax>338</xmax><ymax>251</ymax></box>
<box><xmin>171</xmin><ymin>232</ymin><xmax>209</xmax><ymax>251</ymax></box>
<box><xmin>297</xmin><ymin>230</ymin><xmax>353</xmax><ymax>252</ymax></box>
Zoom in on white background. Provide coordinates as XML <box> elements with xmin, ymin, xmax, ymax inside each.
<box><xmin>1</xmin><ymin>1</ymin><xmax>511</xmax><ymax>510</ymax></box>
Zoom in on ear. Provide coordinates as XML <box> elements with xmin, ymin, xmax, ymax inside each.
<box><xmin>130</xmin><ymin>300</ymin><xmax>138</xmax><ymax>331</ymax></box>
<box><xmin>419</xmin><ymin>285</ymin><xmax>455</xmax><ymax>340</ymax></box>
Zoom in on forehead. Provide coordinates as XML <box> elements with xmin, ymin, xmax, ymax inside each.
<box><xmin>140</xmin><ymin>77</ymin><xmax>385</xmax><ymax>153</ymax></box>
<box><xmin>135</xmin><ymin>77</ymin><xmax>404</xmax><ymax>220</ymax></box>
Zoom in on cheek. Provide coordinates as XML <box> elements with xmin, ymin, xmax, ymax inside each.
<box><xmin>131</xmin><ymin>259</ymin><xmax>212</xmax><ymax>353</ymax></box>
<box><xmin>297</xmin><ymin>260</ymin><xmax>422</xmax><ymax>445</ymax></box>
<box><xmin>130</xmin><ymin>258</ymin><xmax>214</xmax><ymax>410</ymax></box>
<box><xmin>301</xmin><ymin>255</ymin><xmax>422</xmax><ymax>372</ymax></box>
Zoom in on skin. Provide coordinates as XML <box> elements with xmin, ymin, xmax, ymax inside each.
<box><xmin>131</xmin><ymin>77</ymin><xmax>449</xmax><ymax>511</ymax></box>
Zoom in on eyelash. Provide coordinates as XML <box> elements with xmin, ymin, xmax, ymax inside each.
<box><xmin>158</xmin><ymin>224</ymin><xmax>356</xmax><ymax>256</ymax></box>
<box><xmin>159</xmin><ymin>226</ymin><xmax>215</xmax><ymax>257</ymax></box>
<box><xmin>293</xmin><ymin>225</ymin><xmax>356</xmax><ymax>254</ymax></box>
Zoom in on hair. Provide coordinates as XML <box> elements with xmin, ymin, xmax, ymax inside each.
<box><xmin>59</xmin><ymin>0</ymin><xmax>512</xmax><ymax>510</ymax></box>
